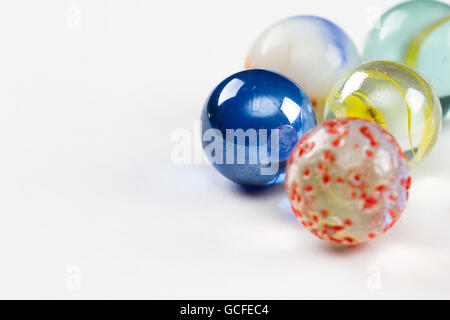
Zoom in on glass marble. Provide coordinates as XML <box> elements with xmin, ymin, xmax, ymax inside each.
<box><xmin>324</xmin><ymin>60</ymin><xmax>442</xmax><ymax>168</ymax></box>
<box><xmin>363</xmin><ymin>0</ymin><xmax>450</xmax><ymax>113</ymax></box>
<box><xmin>245</xmin><ymin>16</ymin><xmax>360</xmax><ymax>122</ymax></box>
<box><xmin>201</xmin><ymin>69</ymin><xmax>316</xmax><ymax>186</ymax></box>
<box><xmin>285</xmin><ymin>118</ymin><xmax>411</xmax><ymax>245</ymax></box>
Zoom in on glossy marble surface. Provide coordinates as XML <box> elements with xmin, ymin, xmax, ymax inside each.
<box><xmin>286</xmin><ymin>118</ymin><xmax>411</xmax><ymax>245</ymax></box>
<box><xmin>324</xmin><ymin>60</ymin><xmax>442</xmax><ymax>168</ymax></box>
<box><xmin>201</xmin><ymin>69</ymin><xmax>316</xmax><ymax>186</ymax></box>
<box><xmin>363</xmin><ymin>0</ymin><xmax>450</xmax><ymax>113</ymax></box>
<box><xmin>245</xmin><ymin>16</ymin><xmax>360</xmax><ymax>122</ymax></box>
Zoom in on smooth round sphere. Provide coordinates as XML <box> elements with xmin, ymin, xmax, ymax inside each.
<box><xmin>245</xmin><ymin>16</ymin><xmax>360</xmax><ymax>122</ymax></box>
<box><xmin>285</xmin><ymin>118</ymin><xmax>411</xmax><ymax>245</ymax></box>
<box><xmin>201</xmin><ymin>69</ymin><xmax>316</xmax><ymax>186</ymax></box>
<box><xmin>363</xmin><ymin>0</ymin><xmax>450</xmax><ymax>112</ymax></box>
<box><xmin>324</xmin><ymin>60</ymin><xmax>442</xmax><ymax>168</ymax></box>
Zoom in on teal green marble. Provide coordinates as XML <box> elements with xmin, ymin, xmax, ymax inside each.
<box><xmin>363</xmin><ymin>0</ymin><xmax>450</xmax><ymax>114</ymax></box>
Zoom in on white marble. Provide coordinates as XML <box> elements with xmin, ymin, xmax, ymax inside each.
<box><xmin>246</xmin><ymin>16</ymin><xmax>360</xmax><ymax>121</ymax></box>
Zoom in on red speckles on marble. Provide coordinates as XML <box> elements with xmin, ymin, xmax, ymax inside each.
<box><xmin>389</xmin><ymin>194</ymin><xmax>398</xmax><ymax>201</ymax></box>
<box><xmin>331</xmin><ymin>131</ymin><xmax>349</xmax><ymax>147</ymax></box>
<box><xmin>285</xmin><ymin>118</ymin><xmax>410</xmax><ymax>246</ymax></box>
<box><xmin>360</xmin><ymin>126</ymin><xmax>378</xmax><ymax>147</ymax></box>
<box><xmin>298</xmin><ymin>141</ymin><xmax>315</xmax><ymax>157</ymax></box>
<box><xmin>366</xmin><ymin>149</ymin><xmax>375</xmax><ymax>157</ymax></box>
<box><xmin>317</xmin><ymin>162</ymin><xmax>324</xmax><ymax>171</ymax></box>
<box><xmin>323</xmin><ymin>150</ymin><xmax>335</xmax><ymax>162</ymax></box>
<box><xmin>344</xmin><ymin>237</ymin><xmax>354</xmax><ymax>243</ymax></box>
<box><xmin>291</xmin><ymin>205</ymin><xmax>302</xmax><ymax>218</ymax></box>
<box><xmin>303</xmin><ymin>168</ymin><xmax>310</xmax><ymax>177</ymax></box>
<box><xmin>389</xmin><ymin>210</ymin><xmax>396</xmax><ymax>219</ymax></box>
<box><xmin>324</xmin><ymin>119</ymin><xmax>341</xmax><ymax>135</ymax></box>
<box><xmin>320</xmin><ymin>209</ymin><xmax>329</xmax><ymax>218</ymax></box>
<box><xmin>405</xmin><ymin>176</ymin><xmax>412</xmax><ymax>190</ymax></box>
<box><xmin>383</xmin><ymin>221</ymin><xmax>396</xmax><ymax>233</ymax></box>
<box><xmin>363</xmin><ymin>195</ymin><xmax>378</xmax><ymax>210</ymax></box>
<box><xmin>329</xmin><ymin>225</ymin><xmax>345</xmax><ymax>232</ymax></box>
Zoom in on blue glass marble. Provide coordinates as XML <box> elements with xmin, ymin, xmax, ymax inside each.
<box><xmin>201</xmin><ymin>69</ymin><xmax>316</xmax><ymax>186</ymax></box>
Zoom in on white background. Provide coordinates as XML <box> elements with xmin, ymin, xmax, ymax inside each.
<box><xmin>0</xmin><ymin>0</ymin><xmax>449</xmax><ymax>299</ymax></box>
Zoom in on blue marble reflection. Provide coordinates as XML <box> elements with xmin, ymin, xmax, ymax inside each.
<box><xmin>201</xmin><ymin>69</ymin><xmax>316</xmax><ymax>186</ymax></box>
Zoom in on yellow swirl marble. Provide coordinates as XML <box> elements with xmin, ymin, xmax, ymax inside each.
<box><xmin>324</xmin><ymin>61</ymin><xmax>442</xmax><ymax>168</ymax></box>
